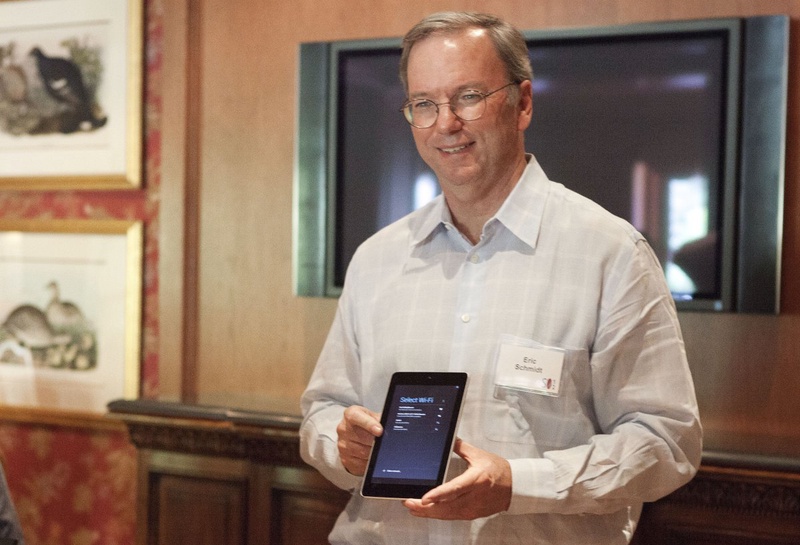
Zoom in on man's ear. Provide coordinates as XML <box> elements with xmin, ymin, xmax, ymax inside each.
<box><xmin>516</xmin><ymin>79</ymin><xmax>533</xmax><ymax>132</ymax></box>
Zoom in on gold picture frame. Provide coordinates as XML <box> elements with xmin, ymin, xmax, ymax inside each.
<box><xmin>0</xmin><ymin>0</ymin><xmax>143</xmax><ymax>189</ymax></box>
<box><xmin>0</xmin><ymin>219</ymin><xmax>142</xmax><ymax>412</ymax></box>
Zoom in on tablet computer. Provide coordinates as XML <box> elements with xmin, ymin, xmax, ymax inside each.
<box><xmin>360</xmin><ymin>371</ymin><xmax>468</xmax><ymax>499</ymax></box>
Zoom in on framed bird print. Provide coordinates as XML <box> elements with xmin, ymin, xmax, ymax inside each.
<box><xmin>0</xmin><ymin>0</ymin><xmax>142</xmax><ymax>189</ymax></box>
<box><xmin>0</xmin><ymin>219</ymin><xmax>142</xmax><ymax>412</ymax></box>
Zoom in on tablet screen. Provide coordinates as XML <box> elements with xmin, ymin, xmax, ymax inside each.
<box><xmin>361</xmin><ymin>372</ymin><xmax>468</xmax><ymax>499</ymax></box>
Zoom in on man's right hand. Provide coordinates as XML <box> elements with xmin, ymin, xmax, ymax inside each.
<box><xmin>336</xmin><ymin>405</ymin><xmax>383</xmax><ymax>476</ymax></box>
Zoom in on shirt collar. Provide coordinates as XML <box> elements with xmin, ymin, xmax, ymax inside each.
<box><xmin>408</xmin><ymin>193</ymin><xmax>450</xmax><ymax>247</ymax></box>
<box><xmin>409</xmin><ymin>154</ymin><xmax>550</xmax><ymax>251</ymax></box>
<box><xmin>493</xmin><ymin>154</ymin><xmax>549</xmax><ymax>250</ymax></box>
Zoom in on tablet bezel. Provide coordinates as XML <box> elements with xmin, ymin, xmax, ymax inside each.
<box><xmin>360</xmin><ymin>371</ymin><xmax>468</xmax><ymax>500</ymax></box>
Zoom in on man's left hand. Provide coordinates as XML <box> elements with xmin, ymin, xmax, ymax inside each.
<box><xmin>403</xmin><ymin>438</ymin><xmax>512</xmax><ymax>520</ymax></box>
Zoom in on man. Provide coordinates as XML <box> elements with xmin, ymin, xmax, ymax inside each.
<box><xmin>300</xmin><ymin>11</ymin><xmax>702</xmax><ymax>545</ymax></box>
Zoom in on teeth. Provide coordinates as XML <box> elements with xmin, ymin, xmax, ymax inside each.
<box><xmin>442</xmin><ymin>144</ymin><xmax>468</xmax><ymax>153</ymax></box>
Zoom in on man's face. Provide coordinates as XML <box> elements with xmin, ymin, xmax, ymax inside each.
<box><xmin>405</xmin><ymin>29</ymin><xmax>532</xmax><ymax>194</ymax></box>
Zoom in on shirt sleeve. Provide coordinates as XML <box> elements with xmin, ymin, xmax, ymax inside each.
<box><xmin>507</xmin><ymin>239</ymin><xmax>703</xmax><ymax>515</ymax></box>
<box><xmin>299</xmin><ymin>287</ymin><xmax>364</xmax><ymax>493</ymax></box>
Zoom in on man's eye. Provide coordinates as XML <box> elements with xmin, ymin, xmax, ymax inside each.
<box><xmin>458</xmin><ymin>92</ymin><xmax>483</xmax><ymax>104</ymax></box>
<box><xmin>412</xmin><ymin>100</ymin><xmax>435</xmax><ymax>111</ymax></box>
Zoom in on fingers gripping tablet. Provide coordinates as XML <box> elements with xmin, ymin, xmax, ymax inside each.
<box><xmin>361</xmin><ymin>372</ymin><xmax>468</xmax><ymax>499</ymax></box>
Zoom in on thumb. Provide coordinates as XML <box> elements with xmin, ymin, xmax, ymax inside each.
<box><xmin>452</xmin><ymin>437</ymin><xmax>477</xmax><ymax>461</ymax></box>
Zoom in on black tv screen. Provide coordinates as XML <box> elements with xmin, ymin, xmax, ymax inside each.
<box><xmin>532</xmin><ymin>31</ymin><xmax>729</xmax><ymax>302</ymax></box>
<box><xmin>295</xmin><ymin>16</ymin><xmax>788</xmax><ymax>313</ymax></box>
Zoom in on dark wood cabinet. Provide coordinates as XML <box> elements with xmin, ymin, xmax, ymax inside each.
<box><xmin>110</xmin><ymin>401</ymin><xmax>349</xmax><ymax>545</ymax></box>
<box><xmin>269</xmin><ymin>467</ymin><xmax>349</xmax><ymax>545</ymax></box>
<box><xmin>139</xmin><ymin>450</ymin><xmax>349</xmax><ymax>545</ymax></box>
<box><xmin>111</xmin><ymin>401</ymin><xmax>800</xmax><ymax>545</ymax></box>
<box><xmin>153</xmin><ymin>471</ymin><xmax>249</xmax><ymax>545</ymax></box>
<box><xmin>141</xmin><ymin>452</ymin><xmax>270</xmax><ymax>545</ymax></box>
<box><xmin>631</xmin><ymin>463</ymin><xmax>800</xmax><ymax>545</ymax></box>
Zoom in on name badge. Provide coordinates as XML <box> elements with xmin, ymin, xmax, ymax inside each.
<box><xmin>494</xmin><ymin>338</ymin><xmax>565</xmax><ymax>397</ymax></box>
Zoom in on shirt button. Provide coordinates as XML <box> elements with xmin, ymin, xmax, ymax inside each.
<box><xmin>469</xmin><ymin>254</ymin><xmax>480</xmax><ymax>264</ymax></box>
<box><xmin>461</xmin><ymin>314</ymin><xmax>471</xmax><ymax>323</ymax></box>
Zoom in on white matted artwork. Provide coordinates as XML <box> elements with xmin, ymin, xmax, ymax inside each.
<box><xmin>0</xmin><ymin>219</ymin><xmax>141</xmax><ymax>412</ymax></box>
<box><xmin>0</xmin><ymin>0</ymin><xmax>142</xmax><ymax>189</ymax></box>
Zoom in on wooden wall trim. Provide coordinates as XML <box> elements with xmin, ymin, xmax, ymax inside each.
<box><xmin>670</xmin><ymin>465</ymin><xmax>800</xmax><ymax>518</ymax></box>
<box><xmin>634</xmin><ymin>464</ymin><xmax>800</xmax><ymax>544</ymax></box>
<box><xmin>158</xmin><ymin>0</ymin><xmax>188</xmax><ymax>399</ymax></box>
<box><xmin>118</xmin><ymin>412</ymin><xmax>305</xmax><ymax>466</ymax></box>
<box><xmin>0</xmin><ymin>406</ymin><xmax>126</xmax><ymax>432</ymax></box>
<box><xmin>179</xmin><ymin>0</ymin><xmax>203</xmax><ymax>403</ymax></box>
<box><xmin>158</xmin><ymin>0</ymin><xmax>203</xmax><ymax>401</ymax></box>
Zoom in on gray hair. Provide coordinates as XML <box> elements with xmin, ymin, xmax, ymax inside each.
<box><xmin>399</xmin><ymin>11</ymin><xmax>533</xmax><ymax>93</ymax></box>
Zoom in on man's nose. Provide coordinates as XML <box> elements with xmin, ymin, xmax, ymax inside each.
<box><xmin>434</xmin><ymin>104</ymin><xmax>464</xmax><ymax>132</ymax></box>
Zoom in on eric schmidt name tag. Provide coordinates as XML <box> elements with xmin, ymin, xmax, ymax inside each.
<box><xmin>494</xmin><ymin>337</ymin><xmax>565</xmax><ymax>397</ymax></box>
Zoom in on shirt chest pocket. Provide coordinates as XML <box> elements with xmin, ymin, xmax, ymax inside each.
<box><xmin>483</xmin><ymin>346</ymin><xmax>597</xmax><ymax>452</ymax></box>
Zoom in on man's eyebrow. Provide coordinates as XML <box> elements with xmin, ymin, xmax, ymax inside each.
<box><xmin>407</xmin><ymin>83</ymin><xmax>486</xmax><ymax>101</ymax></box>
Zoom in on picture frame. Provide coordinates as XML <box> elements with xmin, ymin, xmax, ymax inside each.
<box><xmin>0</xmin><ymin>0</ymin><xmax>143</xmax><ymax>189</ymax></box>
<box><xmin>0</xmin><ymin>219</ymin><xmax>142</xmax><ymax>412</ymax></box>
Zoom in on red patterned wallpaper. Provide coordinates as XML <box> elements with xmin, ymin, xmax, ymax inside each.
<box><xmin>0</xmin><ymin>0</ymin><xmax>163</xmax><ymax>542</ymax></box>
<box><xmin>0</xmin><ymin>423</ymin><xmax>138</xmax><ymax>545</ymax></box>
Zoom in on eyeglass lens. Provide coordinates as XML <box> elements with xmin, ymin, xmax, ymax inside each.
<box><xmin>401</xmin><ymin>83</ymin><xmax>516</xmax><ymax>129</ymax></box>
<box><xmin>404</xmin><ymin>92</ymin><xmax>486</xmax><ymax>128</ymax></box>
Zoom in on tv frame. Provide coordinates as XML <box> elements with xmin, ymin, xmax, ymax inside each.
<box><xmin>293</xmin><ymin>15</ymin><xmax>788</xmax><ymax>314</ymax></box>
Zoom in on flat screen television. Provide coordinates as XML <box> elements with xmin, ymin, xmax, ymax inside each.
<box><xmin>294</xmin><ymin>15</ymin><xmax>788</xmax><ymax>313</ymax></box>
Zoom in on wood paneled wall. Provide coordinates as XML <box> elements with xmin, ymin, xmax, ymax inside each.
<box><xmin>158</xmin><ymin>0</ymin><xmax>800</xmax><ymax>461</ymax></box>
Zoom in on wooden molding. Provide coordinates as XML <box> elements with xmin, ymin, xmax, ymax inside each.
<box><xmin>119</xmin><ymin>413</ymin><xmax>305</xmax><ymax>467</ymax></box>
<box><xmin>667</xmin><ymin>465</ymin><xmax>800</xmax><ymax>518</ymax></box>
<box><xmin>0</xmin><ymin>406</ymin><xmax>126</xmax><ymax>432</ymax></box>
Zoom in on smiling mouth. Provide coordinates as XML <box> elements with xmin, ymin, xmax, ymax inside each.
<box><xmin>439</xmin><ymin>143</ymin><xmax>473</xmax><ymax>154</ymax></box>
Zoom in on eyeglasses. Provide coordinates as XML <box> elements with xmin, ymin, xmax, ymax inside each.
<box><xmin>400</xmin><ymin>82</ymin><xmax>518</xmax><ymax>129</ymax></box>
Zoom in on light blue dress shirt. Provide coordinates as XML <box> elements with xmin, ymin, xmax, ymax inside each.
<box><xmin>300</xmin><ymin>155</ymin><xmax>702</xmax><ymax>545</ymax></box>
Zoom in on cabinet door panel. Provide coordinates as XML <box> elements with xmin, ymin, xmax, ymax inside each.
<box><xmin>155</xmin><ymin>475</ymin><xmax>247</xmax><ymax>545</ymax></box>
<box><xmin>273</xmin><ymin>491</ymin><xmax>345</xmax><ymax>545</ymax></box>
